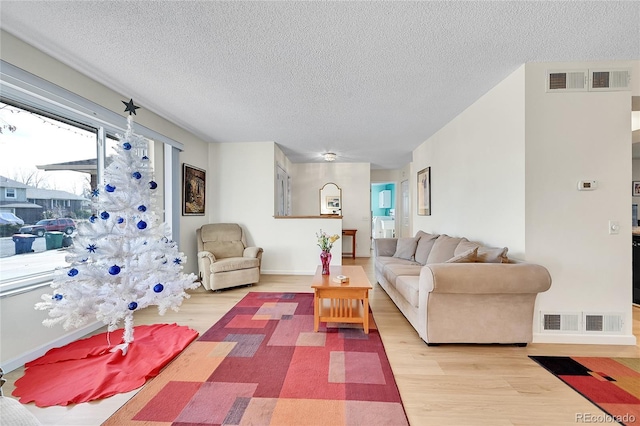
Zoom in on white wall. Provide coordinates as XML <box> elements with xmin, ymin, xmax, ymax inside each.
<box><xmin>412</xmin><ymin>65</ymin><xmax>527</xmax><ymax>256</ymax></box>
<box><xmin>210</xmin><ymin>141</ymin><xmax>343</xmax><ymax>274</ymax></box>
<box><xmin>410</xmin><ymin>60</ymin><xmax>639</xmax><ymax>344</ymax></box>
<box><xmin>0</xmin><ymin>31</ymin><xmax>211</xmax><ymax>369</ymax></box>
<box><xmin>525</xmin><ymin>61</ymin><xmax>638</xmax><ymax>344</ymax></box>
<box><xmin>291</xmin><ymin>162</ymin><xmax>371</xmax><ymax>257</ymax></box>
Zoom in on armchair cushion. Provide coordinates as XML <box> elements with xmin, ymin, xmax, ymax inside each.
<box><xmin>210</xmin><ymin>257</ymin><xmax>260</xmax><ymax>273</ymax></box>
<box><xmin>204</xmin><ymin>240</ymin><xmax>244</xmax><ymax>259</ymax></box>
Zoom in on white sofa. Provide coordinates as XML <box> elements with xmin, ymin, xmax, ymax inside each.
<box><xmin>373</xmin><ymin>231</ymin><xmax>552</xmax><ymax>345</ymax></box>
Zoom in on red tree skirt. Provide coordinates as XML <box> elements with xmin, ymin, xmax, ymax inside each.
<box><xmin>13</xmin><ymin>323</ymin><xmax>199</xmax><ymax>407</ymax></box>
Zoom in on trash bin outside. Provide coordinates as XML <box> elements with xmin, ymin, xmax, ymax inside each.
<box><xmin>45</xmin><ymin>231</ymin><xmax>64</xmax><ymax>250</ymax></box>
<box><xmin>62</xmin><ymin>235</ymin><xmax>73</xmax><ymax>248</ymax></box>
<box><xmin>12</xmin><ymin>233</ymin><xmax>36</xmax><ymax>254</ymax></box>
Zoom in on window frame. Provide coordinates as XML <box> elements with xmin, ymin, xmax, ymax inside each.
<box><xmin>4</xmin><ymin>188</ymin><xmax>16</xmax><ymax>199</ymax></box>
<box><xmin>0</xmin><ymin>60</ymin><xmax>183</xmax><ymax>296</ymax></box>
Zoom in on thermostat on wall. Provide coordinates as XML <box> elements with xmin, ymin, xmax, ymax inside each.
<box><xmin>577</xmin><ymin>180</ymin><xmax>597</xmax><ymax>191</ymax></box>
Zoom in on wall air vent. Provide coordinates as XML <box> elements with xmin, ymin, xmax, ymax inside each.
<box><xmin>541</xmin><ymin>312</ymin><xmax>580</xmax><ymax>332</ymax></box>
<box><xmin>589</xmin><ymin>69</ymin><xmax>631</xmax><ymax>91</ymax></box>
<box><xmin>583</xmin><ymin>313</ymin><xmax>624</xmax><ymax>333</ymax></box>
<box><xmin>546</xmin><ymin>70</ymin><xmax>588</xmax><ymax>92</ymax></box>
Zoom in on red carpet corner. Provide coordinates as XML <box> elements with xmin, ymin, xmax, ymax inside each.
<box><xmin>13</xmin><ymin>323</ymin><xmax>198</xmax><ymax>407</ymax></box>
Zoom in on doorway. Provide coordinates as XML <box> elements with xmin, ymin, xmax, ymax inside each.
<box><xmin>371</xmin><ymin>182</ymin><xmax>396</xmax><ymax>239</ymax></box>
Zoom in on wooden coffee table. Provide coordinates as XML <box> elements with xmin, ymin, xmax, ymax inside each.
<box><xmin>311</xmin><ymin>265</ymin><xmax>373</xmax><ymax>333</ymax></box>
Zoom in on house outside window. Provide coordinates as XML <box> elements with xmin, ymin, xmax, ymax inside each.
<box><xmin>0</xmin><ymin>61</ymin><xmax>181</xmax><ymax>295</ymax></box>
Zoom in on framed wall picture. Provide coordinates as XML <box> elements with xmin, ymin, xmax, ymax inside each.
<box><xmin>634</xmin><ymin>181</ymin><xmax>640</xmax><ymax>196</ymax></box>
<box><xmin>326</xmin><ymin>196</ymin><xmax>340</xmax><ymax>209</ymax></box>
<box><xmin>417</xmin><ymin>167</ymin><xmax>431</xmax><ymax>216</ymax></box>
<box><xmin>182</xmin><ymin>164</ymin><xmax>206</xmax><ymax>215</ymax></box>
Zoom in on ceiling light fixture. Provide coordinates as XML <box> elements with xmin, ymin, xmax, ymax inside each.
<box><xmin>323</xmin><ymin>152</ymin><xmax>336</xmax><ymax>162</ymax></box>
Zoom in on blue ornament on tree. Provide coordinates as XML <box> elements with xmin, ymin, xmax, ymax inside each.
<box><xmin>138</xmin><ymin>205</ymin><xmax>147</xmax><ymax>212</ymax></box>
<box><xmin>105</xmin><ymin>184</ymin><xmax>116</xmax><ymax>193</ymax></box>
<box><xmin>123</xmin><ymin>142</ymin><xmax>132</xmax><ymax>150</ymax></box>
<box><xmin>86</xmin><ymin>244</ymin><xmax>97</xmax><ymax>253</ymax></box>
<box><xmin>149</xmin><ymin>181</ymin><xmax>157</xmax><ymax>190</ymax></box>
<box><xmin>53</xmin><ymin>294</ymin><xmax>63</xmax><ymax>301</ymax></box>
<box><xmin>117</xmin><ymin>217</ymin><xmax>124</xmax><ymax>224</ymax></box>
<box><xmin>137</xmin><ymin>221</ymin><xmax>147</xmax><ymax>230</ymax></box>
<box><xmin>128</xmin><ymin>302</ymin><xmax>138</xmax><ymax>310</ymax></box>
<box><xmin>153</xmin><ymin>283</ymin><xmax>164</xmax><ymax>293</ymax></box>
<box><xmin>68</xmin><ymin>268</ymin><xmax>78</xmax><ymax>277</ymax></box>
<box><xmin>100</xmin><ymin>211</ymin><xmax>110</xmax><ymax>220</ymax></box>
<box><xmin>89</xmin><ymin>215</ymin><xmax>97</xmax><ymax>223</ymax></box>
<box><xmin>91</xmin><ymin>188</ymin><xmax>100</xmax><ymax>197</ymax></box>
<box><xmin>173</xmin><ymin>258</ymin><xmax>182</xmax><ymax>265</ymax></box>
<box><xmin>108</xmin><ymin>265</ymin><xmax>121</xmax><ymax>275</ymax></box>
<box><xmin>132</xmin><ymin>171</ymin><xmax>142</xmax><ymax>179</ymax></box>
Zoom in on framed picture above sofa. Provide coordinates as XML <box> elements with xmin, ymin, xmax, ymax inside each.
<box><xmin>417</xmin><ymin>167</ymin><xmax>431</xmax><ymax>216</ymax></box>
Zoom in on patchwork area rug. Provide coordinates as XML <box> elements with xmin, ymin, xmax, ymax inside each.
<box><xmin>105</xmin><ymin>292</ymin><xmax>408</xmax><ymax>426</ymax></box>
<box><xmin>530</xmin><ymin>356</ymin><xmax>640</xmax><ymax>425</ymax></box>
<box><xmin>13</xmin><ymin>323</ymin><xmax>199</xmax><ymax>407</ymax></box>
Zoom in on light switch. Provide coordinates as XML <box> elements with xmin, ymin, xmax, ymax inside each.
<box><xmin>609</xmin><ymin>220</ymin><xmax>620</xmax><ymax>235</ymax></box>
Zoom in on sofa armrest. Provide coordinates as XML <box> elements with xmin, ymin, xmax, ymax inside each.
<box><xmin>244</xmin><ymin>246</ymin><xmax>263</xmax><ymax>259</ymax></box>
<box><xmin>373</xmin><ymin>238</ymin><xmax>398</xmax><ymax>257</ymax></box>
<box><xmin>419</xmin><ymin>263</ymin><xmax>551</xmax><ymax>294</ymax></box>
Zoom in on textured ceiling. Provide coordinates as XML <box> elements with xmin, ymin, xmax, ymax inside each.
<box><xmin>1</xmin><ymin>1</ymin><xmax>639</xmax><ymax>169</ymax></box>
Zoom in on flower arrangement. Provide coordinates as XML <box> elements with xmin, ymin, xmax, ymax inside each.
<box><xmin>316</xmin><ymin>229</ymin><xmax>340</xmax><ymax>252</ymax></box>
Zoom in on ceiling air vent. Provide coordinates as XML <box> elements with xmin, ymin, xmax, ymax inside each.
<box><xmin>589</xmin><ymin>69</ymin><xmax>631</xmax><ymax>91</ymax></box>
<box><xmin>542</xmin><ymin>313</ymin><xmax>580</xmax><ymax>332</ymax></box>
<box><xmin>546</xmin><ymin>70</ymin><xmax>588</xmax><ymax>92</ymax></box>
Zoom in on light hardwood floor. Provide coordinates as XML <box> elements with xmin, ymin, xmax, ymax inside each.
<box><xmin>4</xmin><ymin>256</ymin><xmax>640</xmax><ymax>425</ymax></box>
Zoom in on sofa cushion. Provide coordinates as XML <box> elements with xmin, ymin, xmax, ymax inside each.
<box><xmin>393</xmin><ymin>237</ymin><xmax>419</xmax><ymax>261</ymax></box>
<box><xmin>454</xmin><ymin>238</ymin><xmax>481</xmax><ymax>256</ymax></box>
<box><xmin>445</xmin><ymin>247</ymin><xmax>478</xmax><ymax>263</ymax></box>
<box><xmin>414</xmin><ymin>232</ymin><xmax>439</xmax><ymax>265</ymax></box>
<box><xmin>477</xmin><ymin>246</ymin><xmax>509</xmax><ymax>263</ymax></box>
<box><xmin>426</xmin><ymin>234</ymin><xmax>463</xmax><ymax>264</ymax></box>
<box><xmin>383</xmin><ymin>264</ymin><xmax>423</xmax><ymax>287</ymax></box>
<box><xmin>377</xmin><ymin>256</ymin><xmax>419</xmax><ymax>268</ymax></box>
<box><xmin>210</xmin><ymin>257</ymin><xmax>260</xmax><ymax>273</ymax></box>
<box><xmin>395</xmin><ymin>275</ymin><xmax>420</xmax><ymax>308</ymax></box>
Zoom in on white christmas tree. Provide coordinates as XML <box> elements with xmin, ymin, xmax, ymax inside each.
<box><xmin>36</xmin><ymin>108</ymin><xmax>199</xmax><ymax>354</ymax></box>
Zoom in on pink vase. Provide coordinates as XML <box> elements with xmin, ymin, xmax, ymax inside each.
<box><xmin>320</xmin><ymin>251</ymin><xmax>332</xmax><ymax>275</ymax></box>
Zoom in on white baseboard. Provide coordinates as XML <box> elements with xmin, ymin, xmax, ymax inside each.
<box><xmin>261</xmin><ymin>269</ymin><xmax>316</xmax><ymax>275</ymax></box>
<box><xmin>1</xmin><ymin>321</ymin><xmax>104</xmax><ymax>373</ymax></box>
<box><xmin>533</xmin><ymin>332</ymin><xmax>637</xmax><ymax>346</ymax></box>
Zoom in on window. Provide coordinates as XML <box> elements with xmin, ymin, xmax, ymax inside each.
<box><xmin>0</xmin><ymin>61</ymin><xmax>182</xmax><ymax>295</ymax></box>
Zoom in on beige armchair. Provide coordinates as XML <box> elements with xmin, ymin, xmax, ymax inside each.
<box><xmin>197</xmin><ymin>223</ymin><xmax>263</xmax><ymax>291</ymax></box>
